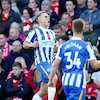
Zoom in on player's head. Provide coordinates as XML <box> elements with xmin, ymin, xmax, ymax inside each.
<box><xmin>72</xmin><ymin>18</ymin><xmax>84</xmax><ymax>35</ymax></box>
<box><xmin>36</xmin><ymin>11</ymin><xmax>50</xmax><ymax>28</ymax></box>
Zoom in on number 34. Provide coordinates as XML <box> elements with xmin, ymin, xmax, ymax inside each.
<box><xmin>65</xmin><ymin>51</ymin><xmax>81</xmax><ymax>69</ymax></box>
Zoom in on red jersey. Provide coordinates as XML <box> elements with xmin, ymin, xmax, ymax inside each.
<box><xmin>86</xmin><ymin>80</ymin><xmax>97</xmax><ymax>99</ymax></box>
<box><xmin>50</xmin><ymin>1</ymin><xmax>59</xmax><ymax>15</ymax></box>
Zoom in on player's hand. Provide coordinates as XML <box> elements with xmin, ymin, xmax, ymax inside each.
<box><xmin>33</xmin><ymin>41</ymin><xmax>39</xmax><ymax>47</ymax></box>
<box><xmin>47</xmin><ymin>81</ymin><xmax>53</xmax><ymax>87</ymax></box>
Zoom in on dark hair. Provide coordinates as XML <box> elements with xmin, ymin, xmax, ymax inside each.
<box><xmin>1</xmin><ymin>0</ymin><xmax>11</xmax><ymax>5</ymax></box>
<box><xmin>73</xmin><ymin>19</ymin><xmax>84</xmax><ymax>33</ymax></box>
<box><xmin>22</xmin><ymin>7</ymin><xmax>33</xmax><ymax>18</ymax></box>
<box><xmin>66</xmin><ymin>0</ymin><xmax>76</xmax><ymax>5</ymax></box>
<box><xmin>0</xmin><ymin>47</ymin><xmax>3</xmax><ymax>53</ymax></box>
<box><xmin>53</xmin><ymin>24</ymin><xmax>62</xmax><ymax>30</ymax></box>
<box><xmin>0</xmin><ymin>33</ymin><xmax>7</xmax><ymax>38</ymax></box>
<box><xmin>58</xmin><ymin>35</ymin><xmax>69</xmax><ymax>41</ymax></box>
<box><xmin>62</xmin><ymin>12</ymin><xmax>70</xmax><ymax>17</ymax></box>
<box><xmin>87</xmin><ymin>0</ymin><xmax>97</xmax><ymax>3</ymax></box>
<box><xmin>12</xmin><ymin>62</ymin><xmax>22</xmax><ymax>69</ymax></box>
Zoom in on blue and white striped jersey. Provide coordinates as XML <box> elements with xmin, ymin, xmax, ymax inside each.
<box><xmin>56</xmin><ymin>37</ymin><xmax>96</xmax><ymax>88</ymax></box>
<box><xmin>25</xmin><ymin>26</ymin><xmax>55</xmax><ymax>64</ymax></box>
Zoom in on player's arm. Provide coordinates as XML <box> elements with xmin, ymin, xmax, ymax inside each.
<box><xmin>23</xmin><ymin>30</ymin><xmax>39</xmax><ymax>49</ymax></box>
<box><xmin>23</xmin><ymin>40</ymin><xmax>38</xmax><ymax>49</ymax></box>
<box><xmin>48</xmin><ymin>58</ymin><xmax>61</xmax><ymax>86</ymax></box>
<box><xmin>89</xmin><ymin>59</ymin><xmax>100</xmax><ymax>69</ymax></box>
<box><xmin>87</xmin><ymin>44</ymin><xmax>100</xmax><ymax>69</ymax></box>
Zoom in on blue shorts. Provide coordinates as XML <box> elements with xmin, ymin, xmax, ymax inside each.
<box><xmin>36</xmin><ymin>62</ymin><xmax>51</xmax><ymax>82</ymax></box>
<box><xmin>63</xmin><ymin>86</ymin><xmax>85</xmax><ymax>100</ymax></box>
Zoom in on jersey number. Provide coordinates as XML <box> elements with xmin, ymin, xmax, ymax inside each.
<box><xmin>65</xmin><ymin>51</ymin><xmax>81</xmax><ymax>69</ymax></box>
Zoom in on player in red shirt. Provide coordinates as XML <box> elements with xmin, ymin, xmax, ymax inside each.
<box><xmin>86</xmin><ymin>69</ymin><xmax>98</xmax><ymax>100</ymax></box>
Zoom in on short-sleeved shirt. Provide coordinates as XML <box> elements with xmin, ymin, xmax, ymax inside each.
<box><xmin>25</xmin><ymin>26</ymin><xmax>55</xmax><ymax>64</ymax></box>
<box><xmin>56</xmin><ymin>37</ymin><xmax>96</xmax><ymax>88</ymax></box>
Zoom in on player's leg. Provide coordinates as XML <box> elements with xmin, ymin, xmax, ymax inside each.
<box><xmin>32</xmin><ymin>62</ymin><xmax>57</xmax><ymax>100</ymax></box>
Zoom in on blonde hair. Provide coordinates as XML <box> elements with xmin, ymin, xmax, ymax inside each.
<box><xmin>14</xmin><ymin>57</ymin><xmax>27</xmax><ymax>68</ymax></box>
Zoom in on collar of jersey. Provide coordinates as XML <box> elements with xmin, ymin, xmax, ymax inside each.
<box><xmin>39</xmin><ymin>26</ymin><xmax>48</xmax><ymax>31</ymax></box>
<box><xmin>71</xmin><ymin>37</ymin><xmax>82</xmax><ymax>40</ymax></box>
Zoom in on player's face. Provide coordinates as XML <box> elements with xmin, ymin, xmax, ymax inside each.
<box><xmin>39</xmin><ymin>13</ymin><xmax>50</xmax><ymax>28</ymax></box>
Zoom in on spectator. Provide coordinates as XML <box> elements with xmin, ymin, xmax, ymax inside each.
<box><xmin>50</xmin><ymin>0</ymin><xmax>59</xmax><ymax>16</ymax></box>
<box><xmin>65</xmin><ymin>0</ymin><xmax>77</xmax><ymax>19</ymax></box>
<box><xmin>7</xmin><ymin>24</ymin><xmax>26</xmax><ymax>48</ymax></box>
<box><xmin>59</xmin><ymin>12</ymin><xmax>73</xmax><ymax>37</ymax></box>
<box><xmin>41</xmin><ymin>0</ymin><xmax>60</xmax><ymax>28</ymax></box>
<box><xmin>4</xmin><ymin>40</ymin><xmax>33</xmax><ymax>75</ymax></box>
<box><xmin>83</xmin><ymin>21</ymin><xmax>98</xmax><ymax>46</ymax></box>
<box><xmin>28</xmin><ymin>0</ymin><xmax>40</xmax><ymax>21</ymax></box>
<box><xmin>75</xmin><ymin>0</ymin><xmax>88</xmax><ymax>18</ymax></box>
<box><xmin>0</xmin><ymin>48</ymin><xmax>7</xmax><ymax>100</ymax></box>
<box><xmin>86</xmin><ymin>69</ymin><xmax>97</xmax><ymax>100</ymax></box>
<box><xmin>0</xmin><ymin>34</ymin><xmax>10</xmax><ymax>59</ymax></box>
<box><xmin>92</xmin><ymin>71</ymin><xmax>100</xmax><ymax>100</ymax></box>
<box><xmin>14</xmin><ymin>56</ymin><xmax>27</xmax><ymax>69</ymax></box>
<box><xmin>97</xmin><ymin>0</ymin><xmax>100</xmax><ymax>9</ymax></box>
<box><xmin>7</xmin><ymin>56</ymin><xmax>29</xmax><ymax>81</ymax></box>
<box><xmin>16</xmin><ymin>0</ymin><xmax>29</xmax><ymax>13</ymax></box>
<box><xmin>80</xmin><ymin>0</ymin><xmax>100</xmax><ymax>37</ymax></box>
<box><xmin>59</xmin><ymin>0</ymin><xmax>66</xmax><ymax>16</ymax></box>
<box><xmin>21</xmin><ymin>7</ymin><xmax>33</xmax><ymax>36</ymax></box>
<box><xmin>53</xmin><ymin>24</ymin><xmax>63</xmax><ymax>40</ymax></box>
<box><xmin>7</xmin><ymin>22</ymin><xmax>26</xmax><ymax>44</ymax></box>
<box><xmin>0</xmin><ymin>0</ymin><xmax>22</xmax><ymax>36</ymax></box>
<box><xmin>5</xmin><ymin>62</ymin><xmax>33</xmax><ymax>100</ymax></box>
<box><xmin>52</xmin><ymin>24</ymin><xmax>63</xmax><ymax>54</ymax></box>
<box><xmin>26</xmin><ymin>64</ymin><xmax>40</xmax><ymax>93</ymax></box>
<box><xmin>11</xmin><ymin>0</ymin><xmax>21</xmax><ymax>15</ymax></box>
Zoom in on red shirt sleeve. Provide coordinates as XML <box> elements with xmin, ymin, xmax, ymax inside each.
<box><xmin>26</xmin><ymin>70</ymin><xmax>39</xmax><ymax>92</ymax></box>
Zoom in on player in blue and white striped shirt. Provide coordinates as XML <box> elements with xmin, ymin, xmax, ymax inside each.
<box><xmin>48</xmin><ymin>19</ymin><xmax>100</xmax><ymax>100</ymax></box>
<box><xmin>23</xmin><ymin>11</ymin><xmax>57</xmax><ymax>100</ymax></box>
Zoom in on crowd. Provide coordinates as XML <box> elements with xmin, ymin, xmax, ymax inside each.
<box><xmin>0</xmin><ymin>0</ymin><xmax>100</xmax><ymax>100</ymax></box>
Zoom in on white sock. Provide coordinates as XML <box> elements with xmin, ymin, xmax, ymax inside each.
<box><xmin>48</xmin><ymin>87</ymin><xmax>56</xmax><ymax>100</ymax></box>
<box><xmin>32</xmin><ymin>93</ymin><xmax>42</xmax><ymax>100</ymax></box>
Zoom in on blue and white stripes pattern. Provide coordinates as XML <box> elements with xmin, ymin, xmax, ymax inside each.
<box><xmin>25</xmin><ymin>26</ymin><xmax>55</xmax><ymax>64</ymax></box>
